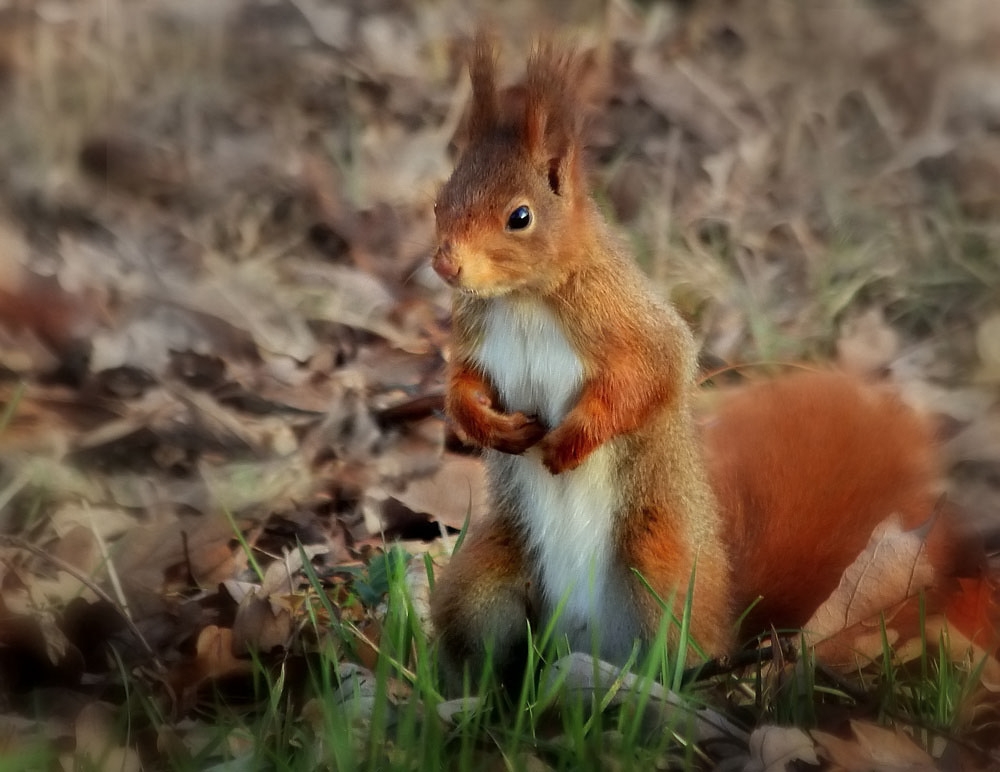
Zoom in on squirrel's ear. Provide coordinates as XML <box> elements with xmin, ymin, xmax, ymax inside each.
<box><xmin>467</xmin><ymin>33</ymin><xmax>499</xmax><ymax>142</ymax></box>
<box><xmin>545</xmin><ymin>145</ymin><xmax>579</xmax><ymax>197</ymax></box>
<box><xmin>524</xmin><ymin>88</ymin><xmax>577</xmax><ymax>197</ymax></box>
<box><xmin>523</xmin><ymin>42</ymin><xmax>588</xmax><ymax>198</ymax></box>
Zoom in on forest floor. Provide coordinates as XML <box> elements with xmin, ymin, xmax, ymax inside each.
<box><xmin>0</xmin><ymin>0</ymin><xmax>999</xmax><ymax>768</ymax></box>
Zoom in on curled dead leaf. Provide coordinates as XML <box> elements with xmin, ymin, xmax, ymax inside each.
<box><xmin>231</xmin><ymin>544</ymin><xmax>328</xmax><ymax>654</ymax></box>
<box><xmin>805</xmin><ymin>514</ymin><xmax>937</xmax><ymax>664</ymax></box>
<box><xmin>168</xmin><ymin>625</ymin><xmax>253</xmax><ymax>714</ymax></box>
<box><xmin>193</xmin><ymin>625</ymin><xmax>252</xmax><ymax>682</ymax></box>
<box><xmin>232</xmin><ymin>594</ymin><xmax>293</xmax><ymax>654</ymax></box>
<box><xmin>390</xmin><ymin>453</ymin><xmax>487</xmax><ymax>532</ymax></box>
<box><xmin>811</xmin><ymin>720</ymin><xmax>937</xmax><ymax>771</ymax></box>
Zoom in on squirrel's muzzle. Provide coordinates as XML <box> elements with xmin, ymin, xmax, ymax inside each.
<box><xmin>432</xmin><ymin>241</ymin><xmax>461</xmax><ymax>285</ymax></box>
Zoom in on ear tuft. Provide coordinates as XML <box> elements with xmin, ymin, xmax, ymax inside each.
<box><xmin>522</xmin><ymin>41</ymin><xmax>592</xmax><ymax>197</ymax></box>
<box><xmin>467</xmin><ymin>32</ymin><xmax>500</xmax><ymax>143</ymax></box>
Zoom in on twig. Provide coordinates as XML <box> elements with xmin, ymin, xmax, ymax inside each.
<box><xmin>374</xmin><ymin>393</ymin><xmax>445</xmax><ymax>428</ymax></box>
<box><xmin>683</xmin><ymin>638</ymin><xmax>797</xmax><ymax>683</ymax></box>
<box><xmin>86</xmin><ymin>502</ymin><xmax>130</xmax><ymax>619</ymax></box>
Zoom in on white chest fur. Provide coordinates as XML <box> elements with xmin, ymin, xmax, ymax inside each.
<box><xmin>473</xmin><ymin>297</ymin><xmax>619</xmax><ymax>648</ymax></box>
<box><xmin>474</xmin><ymin>296</ymin><xmax>582</xmax><ymax>427</ymax></box>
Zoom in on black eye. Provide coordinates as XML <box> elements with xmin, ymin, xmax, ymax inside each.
<box><xmin>506</xmin><ymin>205</ymin><xmax>532</xmax><ymax>231</ymax></box>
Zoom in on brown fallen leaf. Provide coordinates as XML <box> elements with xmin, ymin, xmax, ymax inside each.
<box><xmin>805</xmin><ymin>514</ymin><xmax>937</xmax><ymax>665</ymax></box>
<box><xmin>811</xmin><ymin>720</ymin><xmax>936</xmax><ymax>772</ymax></box>
<box><xmin>894</xmin><ymin>606</ymin><xmax>1000</xmax><ymax>693</ymax></box>
<box><xmin>231</xmin><ymin>594</ymin><xmax>294</xmax><ymax>655</ymax></box>
<box><xmin>32</xmin><ymin>525</ymin><xmax>101</xmax><ymax>605</ymax></box>
<box><xmin>110</xmin><ymin>516</ymin><xmax>240</xmax><ymax>619</ymax></box>
<box><xmin>389</xmin><ymin>452</ymin><xmax>488</xmax><ymax>532</ymax></box>
<box><xmin>231</xmin><ymin>544</ymin><xmax>328</xmax><ymax>654</ymax></box>
<box><xmin>64</xmin><ymin>701</ymin><xmax>142</xmax><ymax>772</ymax></box>
<box><xmin>168</xmin><ymin>625</ymin><xmax>254</xmax><ymax>714</ymax></box>
<box><xmin>194</xmin><ymin>625</ymin><xmax>252</xmax><ymax>682</ymax></box>
<box><xmin>284</xmin><ymin>260</ymin><xmax>430</xmax><ymax>354</ymax></box>
<box><xmin>805</xmin><ymin>513</ymin><xmax>1000</xmax><ymax>680</ymax></box>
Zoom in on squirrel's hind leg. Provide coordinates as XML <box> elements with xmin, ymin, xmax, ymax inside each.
<box><xmin>431</xmin><ymin>514</ymin><xmax>534</xmax><ymax>693</ymax></box>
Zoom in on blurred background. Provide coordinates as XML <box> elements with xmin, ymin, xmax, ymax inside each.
<box><xmin>0</xmin><ymin>0</ymin><xmax>997</xmax><ymax>708</ymax></box>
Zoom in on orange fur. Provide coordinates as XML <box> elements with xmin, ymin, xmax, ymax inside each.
<box><xmin>428</xmin><ymin>39</ymin><xmax>970</xmax><ymax>689</ymax></box>
<box><xmin>447</xmin><ymin>361</ymin><xmax>545</xmax><ymax>454</ymax></box>
<box><xmin>704</xmin><ymin>371</ymin><xmax>956</xmax><ymax>639</ymax></box>
<box><xmin>431</xmin><ymin>514</ymin><xmax>534</xmax><ymax>689</ymax></box>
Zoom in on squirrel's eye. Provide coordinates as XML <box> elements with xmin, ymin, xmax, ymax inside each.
<box><xmin>506</xmin><ymin>205</ymin><xmax>532</xmax><ymax>231</ymax></box>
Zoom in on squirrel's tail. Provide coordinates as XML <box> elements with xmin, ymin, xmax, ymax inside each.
<box><xmin>703</xmin><ymin>370</ymin><xmax>978</xmax><ymax>641</ymax></box>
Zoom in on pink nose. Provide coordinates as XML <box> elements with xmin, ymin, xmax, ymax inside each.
<box><xmin>432</xmin><ymin>242</ymin><xmax>461</xmax><ymax>284</ymax></box>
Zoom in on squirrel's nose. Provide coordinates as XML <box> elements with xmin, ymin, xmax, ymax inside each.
<box><xmin>432</xmin><ymin>242</ymin><xmax>461</xmax><ymax>284</ymax></box>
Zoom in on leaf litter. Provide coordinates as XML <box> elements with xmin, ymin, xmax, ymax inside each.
<box><xmin>0</xmin><ymin>0</ymin><xmax>998</xmax><ymax>767</ymax></box>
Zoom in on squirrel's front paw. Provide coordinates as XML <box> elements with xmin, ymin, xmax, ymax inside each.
<box><xmin>539</xmin><ymin>432</ymin><xmax>588</xmax><ymax>475</ymax></box>
<box><xmin>450</xmin><ymin>387</ymin><xmax>543</xmax><ymax>453</ymax></box>
<box><xmin>488</xmin><ymin>411</ymin><xmax>545</xmax><ymax>454</ymax></box>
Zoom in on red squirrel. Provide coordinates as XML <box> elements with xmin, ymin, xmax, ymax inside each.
<box><xmin>428</xmin><ymin>39</ymin><xmax>959</xmax><ymax>686</ymax></box>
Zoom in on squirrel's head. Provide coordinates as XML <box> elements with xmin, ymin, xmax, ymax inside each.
<box><xmin>433</xmin><ymin>37</ymin><xmax>594</xmax><ymax>296</ymax></box>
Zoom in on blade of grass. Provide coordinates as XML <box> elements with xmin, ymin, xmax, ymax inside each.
<box><xmin>221</xmin><ymin>505</ymin><xmax>264</xmax><ymax>582</ymax></box>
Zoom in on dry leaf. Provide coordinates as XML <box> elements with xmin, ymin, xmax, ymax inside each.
<box><xmin>166</xmin><ymin>624</ymin><xmax>253</xmax><ymax>710</ymax></box>
<box><xmin>389</xmin><ymin>453</ymin><xmax>487</xmax><ymax>531</ymax></box>
<box><xmin>895</xmin><ymin>610</ymin><xmax>1000</xmax><ymax>692</ymax></box>
<box><xmin>745</xmin><ymin>725</ymin><xmax>820</xmax><ymax>771</ymax></box>
<box><xmin>66</xmin><ymin>701</ymin><xmax>142</xmax><ymax>772</ymax></box>
<box><xmin>231</xmin><ymin>544</ymin><xmax>328</xmax><ymax>653</ymax></box>
<box><xmin>194</xmin><ymin>626</ymin><xmax>252</xmax><ymax>681</ymax></box>
<box><xmin>811</xmin><ymin>720</ymin><xmax>936</xmax><ymax>771</ymax></box>
<box><xmin>805</xmin><ymin>514</ymin><xmax>937</xmax><ymax>662</ymax></box>
<box><xmin>110</xmin><ymin>516</ymin><xmax>239</xmax><ymax>617</ymax></box>
<box><xmin>231</xmin><ymin>594</ymin><xmax>293</xmax><ymax>654</ymax></box>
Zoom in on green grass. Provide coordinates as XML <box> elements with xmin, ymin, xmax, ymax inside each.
<box><xmin>0</xmin><ymin>520</ymin><xmax>991</xmax><ymax>771</ymax></box>
<box><xmin>146</xmin><ymin>549</ymin><xmax>984</xmax><ymax>769</ymax></box>
<box><xmin>120</xmin><ymin>544</ymin><xmax>740</xmax><ymax>771</ymax></box>
<box><xmin>875</xmin><ymin>601</ymin><xmax>993</xmax><ymax>742</ymax></box>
